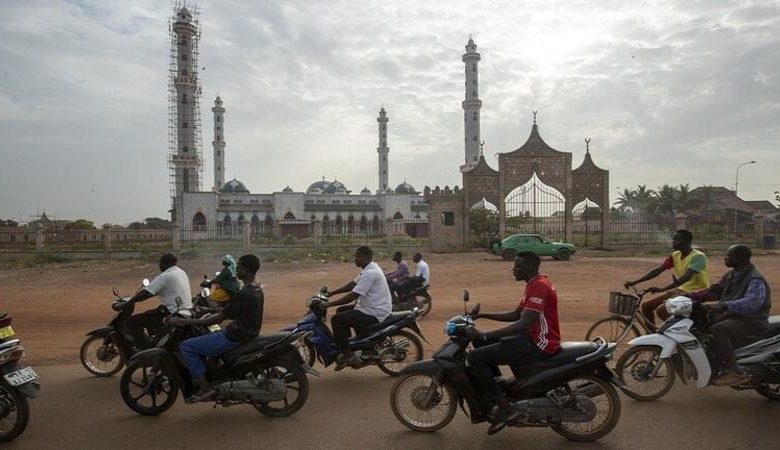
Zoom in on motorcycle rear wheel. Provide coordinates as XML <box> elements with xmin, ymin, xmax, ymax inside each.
<box><xmin>551</xmin><ymin>374</ymin><xmax>621</xmax><ymax>442</ymax></box>
<box><xmin>376</xmin><ymin>330</ymin><xmax>424</xmax><ymax>376</ymax></box>
<box><xmin>120</xmin><ymin>361</ymin><xmax>178</xmax><ymax>416</ymax></box>
<box><xmin>251</xmin><ymin>360</ymin><xmax>309</xmax><ymax>417</ymax></box>
<box><xmin>755</xmin><ymin>383</ymin><xmax>780</xmax><ymax>400</ymax></box>
<box><xmin>390</xmin><ymin>374</ymin><xmax>457</xmax><ymax>432</ymax></box>
<box><xmin>80</xmin><ymin>334</ymin><xmax>125</xmax><ymax>377</ymax></box>
<box><xmin>0</xmin><ymin>380</ymin><xmax>30</xmax><ymax>443</ymax></box>
<box><xmin>416</xmin><ymin>294</ymin><xmax>433</xmax><ymax>318</ymax></box>
<box><xmin>615</xmin><ymin>345</ymin><xmax>676</xmax><ymax>401</ymax></box>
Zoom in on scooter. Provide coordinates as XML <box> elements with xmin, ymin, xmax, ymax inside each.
<box><xmin>389</xmin><ymin>291</ymin><xmax>623</xmax><ymax>442</ymax></box>
<box><xmin>615</xmin><ymin>296</ymin><xmax>780</xmax><ymax>401</ymax></box>
<box><xmin>0</xmin><ymin>312</ymin><xmax>40</xmax><ymax>442</ymax></box>
<box><xmin>283</xmin><ymin>288</ymin><xmax>428</xmax><ymax>376</ymax></box>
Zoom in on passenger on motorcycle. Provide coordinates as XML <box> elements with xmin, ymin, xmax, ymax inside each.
<box><xmin>200</xmin><ymin>254</ymin><xmax>241</xmax><ymax>303</ymax></box>
<box><xmin>326</xmin><ymin>246</ymin><xmax>392</xmax><ymax>370</ymax></box>
<box><xmin>689</xmin><ymin>244</ymin><xmax>771</xmax><ymax>386</ymax></box>
<box><xmin>466</xmin><ymin>251</ymin><xmax>561</xmax><ymax>435</ymax></box>
<box><xmin>114</xmin><ymin>253</ymin><xmax>192</xmax><ymax>350</ymax></box>
<box><xmin>625</xmin><ymin>229</ymin><xmax>709</xmax><ymax>329</ymax></box>
<box><xmin>395</xmin><ymin>252</ymin><xmax>429</xmax><ymax>297</ymax></box>
<box><xmin>385</xmin><ymin>251</ymin><xmax>410</xmax><ymax>300</ymax></box>
<box><xmin>166</xmin><ymin>254</ymin><xmax>264</xmax><ymax>402</ymax></box>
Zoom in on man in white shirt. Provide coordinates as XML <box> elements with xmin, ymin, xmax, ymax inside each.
<box><xmin>116</xmin><ymin>253</ymin><xmax>192</xmax><ymax>349</ymax></box>
<box><xmin>397</xmin><ymin>253</ymin><xmax>430</xmax><ymax>296</ymax></box>
<box><xmin>326</xmin><ymin>246</ymin><xmax>392</xmax><ymax>370</ymax></box>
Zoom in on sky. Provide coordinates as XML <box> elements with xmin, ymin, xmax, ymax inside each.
<box><xmin>1</xmin><ymin>0</ymin><xmax>778</xmax><ymax>225</ymax></box>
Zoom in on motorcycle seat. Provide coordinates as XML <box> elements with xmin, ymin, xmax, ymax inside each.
<box><xmin>529</xmin><ymin>342</ymin><xmax>599</xmax><ymax>369</ymax></box>
<box><xmin>357</xmin><ymin>311</ymin><xmax>414</xmax><ymax>334</ymax></box>
<box><xmin>221</xmin><ymin>332</ymin><xmax>292</xmax><ymax>362</ymax></box>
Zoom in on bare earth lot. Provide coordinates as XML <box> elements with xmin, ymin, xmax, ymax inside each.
<box><xmin>1</xmin><ymin>252</ymin><xmax>779</xmax><ymax>449</ymax></box>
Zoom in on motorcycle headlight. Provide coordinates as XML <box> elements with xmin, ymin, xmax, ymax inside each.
<box><xmin>444</xmin><ymin>321</ymin><xmax>456</xmax><ymax>336</ymax></box>
<box><xmin>665</xmin><ymin>296</ymin><xmax>693</xmax><ymax>317</ymax></box>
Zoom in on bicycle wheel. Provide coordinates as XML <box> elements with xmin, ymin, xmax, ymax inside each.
<box><xmin>585</xmin><ymin>317</ymin><xmax>641</xmax><ymax>367</ymax></box>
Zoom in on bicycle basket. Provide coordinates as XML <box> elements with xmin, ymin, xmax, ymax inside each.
<box><xmin>608</xmin><ymin>292</ymin><xmax>637</xmax><ymax>316</ymax></box>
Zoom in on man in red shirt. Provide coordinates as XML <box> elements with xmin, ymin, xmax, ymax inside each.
<box><xmin>467</xmin><ymin>251</ymin><xmax>561</xmax><ymax>435</ymax></box>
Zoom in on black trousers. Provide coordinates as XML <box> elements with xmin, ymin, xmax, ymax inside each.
<box><xmin>710</xmin><ymin>316</ymin><xmax>768</xmax><ymax>372</ymax></box>
<box><xmin>331</xmin><ymin>305</ymin><xmax>378</xmax><ymax>352</ymax></box>
<box><xmin>467</xmin><ymin>334</ymin><xmax>550</xmax><ymax>399</ymax></box>
<box><xmin>123</xmin><ymin>307</ymin><xmax>168</xmax><ymax>348</ymax></box>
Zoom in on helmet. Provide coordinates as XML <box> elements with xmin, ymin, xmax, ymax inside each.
<box><xmin>665</xmin><ymin>296</ymin><xmax>693</xmax><ymax>317</ymax></box>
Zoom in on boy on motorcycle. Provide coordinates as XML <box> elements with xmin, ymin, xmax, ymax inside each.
<box><xmin>395</xmin><ymin>253</ymin><xmax>429</xmax><ymax>298</ymax></box>
<box><xmin>167</xmin><ymin>254</ymin><xmax>264</xmax><ymax>402</ymax></box>
<box><xmin>625</xmin><ymin>229</ymin><xmax>709</xmax><ymax>329</ymax></box>
<box><xmin>690</xmin><ymin>244</ymin><xmax>771</xmax><ymax>386</ymax></box>
<box><xmin>115</xmin><ymin>253</ymin><xmax>192</xmax><ymax>349</ymax></box>
<box><xmin>385</xmin><ymin>251</ymin><xmax>410</xmax><ymax>301</ymax></box>
<box><xmin>326</xmin><ymin>246</ymin><xmax>392</xmax><ymax>370</ymax></box>
<box><xmin>466</xmin><ymin>251</ymin><xmax>561</xmax><ymax>435</ymax></box>
<box><xmin>200</xmin><ymin>254</ymin><xmax>241</xmax><ymax>303</ymax></box>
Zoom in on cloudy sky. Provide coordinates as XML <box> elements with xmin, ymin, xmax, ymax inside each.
<box><xmin>1</xmin><ymin>0</ymin><xmax>778</xmax><ymax>225</ymax></box>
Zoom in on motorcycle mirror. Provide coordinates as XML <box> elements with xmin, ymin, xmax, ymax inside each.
<box><xmin>112</xmin><ymin>287</ymin><xmax>119</xmax><ymax>297</ymax></box>
<box><xmin>470</xmin><ymin>303</ymin><xmax>481</xmax><ymax>317</ymax></box>
<box><xmin>463</xmin><ymin>289</ymin><xmax>470</xmax><ymax>314</ymax></box>
<box><xmin>142</xmin><ymin>278</ymin><xmax>150</xmax><ymax>287</ymax></box>
<box><xmin>204</xmin><ymin>274</ymin><xmax>209</xmax><ymax>280</ymax></box>
<box><xmin>320</xmin><ymin>286</ymin><xmax>328</xmax><ymax>294</ymax></box>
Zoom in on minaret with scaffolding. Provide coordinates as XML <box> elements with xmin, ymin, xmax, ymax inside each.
<box><xmin>212</xmin><ymin>96</ymin><xmax>225</xmax><ymax>191</ymax></box>
<box><xmin>168</xmin><ymin>2</ymin><xmax>203</xmax><ymax>222</ymax></box>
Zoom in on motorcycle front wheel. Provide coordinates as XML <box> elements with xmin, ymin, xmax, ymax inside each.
<box><xmin>376</xmin><ymin>330</ymin><xmax>424</xmax><ymax>376</ymax></box>
<box><xmin>120</xmin><ymin>361</ymin><xmax>179</xmax><ymax>416</ymax></box>
<box><xmin>755</xmin><ymin>383</ymin><xmax>780</xmax><ymax>400</ymax></box>
<box><xmin>390</xmin><ymin>374</ymin><xmax>457</xmax><ymax>432</ymax></box>
<box><xmin>80</xmin><ymin>334</ymin><xmax>125</xmax><ymax>377</ymax></box>
<box><xmin>0</xmin><ymin>380</ymin><xmax>30</xmax><ymax>442</ymax></box>
<box><xmin>551</xmin><ymin>374</ymin><xmax>621</xmax><ymax>442</ymax></box>
<box><xmin>251</xmin><ymin>360</ymin><xmax>309</xmax><ymax>417</ymax></box>
<box><xmin>615</xmin><ymin>345</ymin><xmax>676</xmax><ymax>401</ymax></box>
<box><xmin>416</xmin><ymin>294</ymin><xmax>432</xmax><ymax>318</ymax></box>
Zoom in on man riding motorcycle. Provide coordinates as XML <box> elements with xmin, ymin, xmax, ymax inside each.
<box><xmin>114</xmin><ymin>253</ymin><xmax>192</xmax><ymax>349</ymax></box>
<box><xmin>466</xmin><ymin>251</ymin><xmax>561</xmax><ymax>435</ymax></box>
<box><xmin>325</xmin><ymin>246</ymin><xmax>393</xmax><ymax>370</ymax></box>
<box><xmin>167</xmin><ymin>254</ymin><xmax>264</xmax><ymax>402</ymax></box>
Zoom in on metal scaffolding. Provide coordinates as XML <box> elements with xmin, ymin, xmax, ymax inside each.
<box><xmin>167</xmin><ymin>1</ymin><xmax>203</xmax><ymax>222</ymax></box>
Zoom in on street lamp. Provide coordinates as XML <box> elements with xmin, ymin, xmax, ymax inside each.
<box><xmin>734</xmin><ymin>160</ymin><xmax>757</xmax><ymax>237</ymax></box>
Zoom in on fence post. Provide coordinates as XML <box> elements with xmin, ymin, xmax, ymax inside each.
<box><xmin>754</xmin><ymin>214</ymin><xmax>765</xmax><ymax>246</ymax></box>
<box><xmin>102</xmin><ymin>224</ymin><xmax>112</xmax><ymax>257</ymax></box>
<box><xmin>674</xmin><ymin>212</ymin><xmax>688</xmax><ymax>231</ymax></box>
<box><xmin>35</xmin><ymin>223</ymin><xmax>45</xmax><ymax>253</ymax></box>
<box><xmin>312</xmin><ymin>220</ymin><xmax>322</xmax><ymax>248</ymax></box>
<box><xmin>171</xmin><ymin>223</ymin><xmax>181</xmax><ymax>252</ymax></box>
<box><xmin>242</xmin><ymin>221</ymin><xmax>251</xmax><ymax>250</ymax></box>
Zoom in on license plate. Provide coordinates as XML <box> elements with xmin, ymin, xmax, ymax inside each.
<box><xmin>4</xmin><ymin>367</ymin><xmax>37</xmax><ymax>387</ymax></box>
<box><xmin>0</xmin><ymin>326</ymin><xmax>14</xmax><ymax>339</ymax></box>
<box><xmin>207</xmin><ymin>324</ymin><xmax>221</xmax><ymax>332</ymax></box>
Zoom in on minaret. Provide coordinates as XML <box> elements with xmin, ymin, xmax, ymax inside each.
<box><xmin>212</xmin><ymin>96</ymin><xmax>226</xmax><ymax>191</ymax></box>
<box><xmin>461</xmin><ymin>36</ymin><xmax>482</xmax><ymax>172</ymax></box>
<box><xmin>168</xmin><ymin>4</ymin><xmax>203</xmax><ymax>222</ymax></box>
<box><xmin>377</xmin><ymin>107</ymin><xmax>389</xmax><ymax>193</ymax></box>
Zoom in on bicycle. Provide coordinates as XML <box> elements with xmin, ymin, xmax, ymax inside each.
<box><xmin>585</xmin><ymin>285</ymin><xmax>654</xmax><ymax>366</ymax></box>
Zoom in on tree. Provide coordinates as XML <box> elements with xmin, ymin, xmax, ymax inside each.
<box><xmin>144</xmin><ymin>217</ymin><xmax>171</xmax><ymax>229</ymax></box>
<box><xmin>66</xmin><ymin>219</ymin><xmax>95</xmax><ymax>230</ymax></box>
<box><xmin>469</xmin><ymin>209</ymin><xmax>499</xmax><ymax>248</ymax></box>
<box><xmin>654</xmin><ymin>184</ymin><xmax>679</xmax><ymax>216</ymax></box>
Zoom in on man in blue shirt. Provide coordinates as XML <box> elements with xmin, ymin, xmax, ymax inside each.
<box><xmin>696</xmin><ymin>245</ymin><xmax>771</xmax><ymax>386</ymax></box>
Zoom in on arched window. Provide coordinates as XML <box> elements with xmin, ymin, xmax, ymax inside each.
<box><xmin>322</xmin><ymin>215</ymin><xmax>330</xmax><ymax>235</ymax></box>
<box><xmin>347</xmin><ymin>215</ymin><xmax>355</xmax><ymax>233</ymax></box>
<box><xmin>237</xmin><ymin>214</ymin><xmax>245</xmax><ymax>226</ymax></box>
<box><xmin>192</xmin><ymin>212</ymin><xmax>206</xmax><ymax>231</ymax></box>
<box><xmin>372</xmin><ymin>215</ymin><xmax>380</xmax><ymax>233</ymax></box>
<box><xmin>359</xmin><ymin>215</ymin><xmax>368</xmax><ymax>231</ymax></box>
<box><xmin>335</xmin><ymin>215</ymin><xmax>344</xmax><ymax>234</ymax></box>
<box><xmin>393</xmin><ymin>211</ymin><xmax>404</xmax><ymax>220</ymax></box>
<box><xmin>223</xmin><ymin>215</ymin><xmax>232</xmax><ymax>226</ymax></box>
<box><xmin>264</xmin><ymin>214</ymin><xmax>273</xmax><ymax>227</ymax></box>
<box><xmin>284</xmin><ymin>212</ymin><xmax>295</xmax><ymax>220</ymax></box>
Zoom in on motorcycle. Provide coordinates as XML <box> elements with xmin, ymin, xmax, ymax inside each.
<box><xmin>119</xmin><ymin>307</ymin><xmax>315</xmax><ymax>417</ymax></box>
<box><xmin>283</xmin><ymin>288</ymin><xmax>427</xmax><ymax>376</ymax></box>
<box><xmin>80</xmin><ymin>279</ymin><xmax>156</xmax><ymax>377</ymax></box>
<box><xmin>615</xmin><ymin>296</ymin><xmax>780</xmax><ymax>401</ymax></box>
<box><xmin>393</xmin><ymin>281</ymin><xmax>433</xmax><ymax>318</ymax></box>
<box><xmin>389</xmin><ymin>291</ymin><xmax>623</xmax><ymax>442</ymax></box>
<box><xmin>0</xmin><ymin>312</ymin><xmax>40</xmax><ymax>442</ymax></box>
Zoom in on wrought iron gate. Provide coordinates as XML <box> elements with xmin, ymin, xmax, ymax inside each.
<box><xmin>504</xmin><ymin>173</ymin><xmax>566</xmax><ymax>241</ymax></box>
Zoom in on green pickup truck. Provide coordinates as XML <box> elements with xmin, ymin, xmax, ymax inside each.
<box><xmin>491</xmin><ymin>234</ymin><xmax>576</xmax><ymax>261</ymax></box>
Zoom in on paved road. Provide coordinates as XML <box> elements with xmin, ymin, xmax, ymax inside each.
<box><xmin>5</xmin><ymin>364</ymin><xmax>780</xmax><ymax>449</ymax></box>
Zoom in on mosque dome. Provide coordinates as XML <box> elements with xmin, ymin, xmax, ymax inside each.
<box><xmin>282</xmin><ymin>185</ymin><xmax>293</xmax><ymax>192</ymax></box>
<box><xmin>323</xmin><ymin>180</ymin><xmax>349</xmax><ymax>194</ymax></box>
<box><xmin>221</xmin><ymin>178</ymin><xmax>249</xmax><ymax>194</ymax></box>
<box><xmin>306</xmin><ymin>177</ymin><xmax>331</xmax><ymax>194</ymax></box>
<box><xmin>394</xmin><ymin>181</ymin><xmax>417</xmax><ymax>194</ymax></box>
<box><xmin>360</xmin><ymin>187</ymin><xmax>371</xmax><ymax>195</ymax></box>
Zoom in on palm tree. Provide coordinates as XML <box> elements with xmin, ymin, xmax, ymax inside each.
<box><xmin>654</xmin><ymin>184</ymin><xmax>679</xmax><ymax>216</ymax></box>
<box><xmin>634</xmin><ymin>185</ymin><xmax>657</xmax><ymax>214</ymax></box>
<box><xmin>614</xmin><ymin>188</ymin><xmax>637</xmax><ymax>211</ymax></box>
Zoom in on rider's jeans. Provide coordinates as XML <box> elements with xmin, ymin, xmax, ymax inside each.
<box><xmin>467</xmin><ymin>335</ymin><xmax>549</xmax><ymax>399</ymax></box>
<box><xmin>180</xmin><ymin>331</ymin><xmax>240</xmax><ymax>378</ymax></box>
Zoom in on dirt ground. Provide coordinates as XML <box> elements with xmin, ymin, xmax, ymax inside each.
<box><xmin>2</xmin><ymin>251</ymin><xmax>778</xmax><ymax>366</ymax></box>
